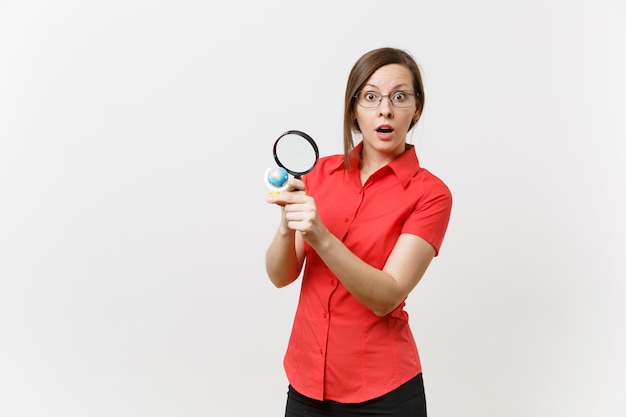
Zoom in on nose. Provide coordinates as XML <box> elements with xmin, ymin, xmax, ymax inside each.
<box><xmin>378</xmin><ymin>96</ymin><xmax>394</xmax><ymax>118</ymax></box>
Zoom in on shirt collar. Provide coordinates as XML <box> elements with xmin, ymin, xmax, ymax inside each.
<box><xmin>330</xmin><ymin>142</ymin><xmax>421</xmax><ymax>188</ymax></box>
<box><xmin>389</xmin><ymin>143</ymin><xmax>421</xmax><ymax>188</ymax></box>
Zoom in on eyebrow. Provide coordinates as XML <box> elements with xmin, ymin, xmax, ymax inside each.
<box><xmin>362</xmin><ymin>83</ymin><xmax>412</xmax><ymax>91</ymax></box>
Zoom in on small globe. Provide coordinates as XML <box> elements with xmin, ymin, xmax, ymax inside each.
<box><xmin>267</xmin><ymin>167</ymin><xmax>288</xmax><ymax>187</ymax></box>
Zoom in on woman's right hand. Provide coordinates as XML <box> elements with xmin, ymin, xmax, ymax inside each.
<box><xmin>266</xmin><ymin>178</ymin><xmax>322</xmax><ymax>238</ymax></box>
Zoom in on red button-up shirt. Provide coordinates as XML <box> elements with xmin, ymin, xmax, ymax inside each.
<box><xmin>284</xmin><ymin>143</ymin><xmax>452</xmax><ymax>403</ymax></box>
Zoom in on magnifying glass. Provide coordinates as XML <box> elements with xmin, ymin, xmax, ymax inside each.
<box><xmin>265</xmin><ymin>130</ymin><xmax>319</xmax><ymax>192</ymax></box>
<box><xmin>273</xmin><ymin>130</ymin><xmax>319</xmax><ymax>179</ymax></box>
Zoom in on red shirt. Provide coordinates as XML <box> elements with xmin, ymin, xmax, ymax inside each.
<box><xmin>284</xmin><ymin>143</ymin><xmax>452</xmax><ymax>403</ymax></box>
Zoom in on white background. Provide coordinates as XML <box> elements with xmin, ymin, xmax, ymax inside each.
<box><xmin>1</xmin><ymin>1</ymin><xmax>625</xmax><ymax>416</ymax></box>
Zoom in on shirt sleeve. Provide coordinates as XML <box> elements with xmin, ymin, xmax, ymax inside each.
<box><xmin>401</xmin><ymin>178</ymin><xmax>453</xmax><ymax>256</ymax></box>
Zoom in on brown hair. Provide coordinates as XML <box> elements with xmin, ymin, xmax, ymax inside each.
<box><xmin>342</xmin><ymin>47</ymin><xmax>425</xmax><ymax>170</ymax></box>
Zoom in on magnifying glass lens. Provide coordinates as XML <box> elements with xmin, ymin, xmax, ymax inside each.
<box><xmin>273</xmin><ymin>130</ymin><xmax>319</xmax><ymax>178</ymax></box>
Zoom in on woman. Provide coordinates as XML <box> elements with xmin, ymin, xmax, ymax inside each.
<box><xmin>265</xmin><ymin>47</ymin><xmax>452</xmax><ymax>417</ymax></box>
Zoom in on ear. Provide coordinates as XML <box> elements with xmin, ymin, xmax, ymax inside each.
<box><xmin>412</xmin><ymin>109</ymin><xmax>421</xmax><ymax>123</ymax></box>
<box><xmin>409</xmin><ymin>110</ymin><xmax>421</xmax><ymax>130</ymax></box>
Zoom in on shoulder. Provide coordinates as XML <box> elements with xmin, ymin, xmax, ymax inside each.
<box><xmin>304</xmin><ymin>154</ymin><xmax>344</xmax><ymax>181</ymax></box>
<box><xmin>316</xmin><ymin>153</ymin><xmax>344</xmax><ymax>169</ymax></box>
<box><xmin>412</xmin><ymin>167</ymin><xmax>453</xmax><ymax>208</ymax></box>
<box><xmin>417</xmin><ymin>167</ymin><xmax>451</xmax><ymax>193</ymax></box>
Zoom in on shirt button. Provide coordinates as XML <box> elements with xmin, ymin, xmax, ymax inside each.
<box><xmin>319</xmin><ymin>349</ymin><xmax>324</xmax><ymax>355</ymax></box>
<box><xmin>343</xmin><ymin>217</ymin><xmax>349</xmax><ymax>222</ymax></box>
<box><xmin>330</xmin><ymin>280</ymin><xmax>335</xmax><ymax>286</ymax></box>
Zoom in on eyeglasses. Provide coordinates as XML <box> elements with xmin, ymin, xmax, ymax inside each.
<box><xmin>354</xmin><ymin>90</ymin><xmax>418</xmax><ymax>109</ymax></box>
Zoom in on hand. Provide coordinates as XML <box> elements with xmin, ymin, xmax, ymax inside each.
<box><xmin>266</xmin><ymin>178</ymin><xmax>320</xmax><ymax>236</ymax></box>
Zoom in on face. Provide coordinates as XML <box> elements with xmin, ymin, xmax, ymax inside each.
<box><xmin>354</xmin><ymin>64</ymin><xmax>419</xmax><ymax>161</ymax></box>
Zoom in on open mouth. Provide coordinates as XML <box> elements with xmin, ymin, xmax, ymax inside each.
<box><xmin>376</xmin><ymin>125</ymin><xmax>394</xmax><ymax>134</ymax></box>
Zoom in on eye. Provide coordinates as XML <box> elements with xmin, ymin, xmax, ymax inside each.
<box><xmin>392</xmin><ymin>91</ymin><xmax>408</xmax><ymax>103</ymax></box>
<box><xmin>363</xmin><ymin>91</ymin><xmax>380</xmax><ymax>102</ymax></box>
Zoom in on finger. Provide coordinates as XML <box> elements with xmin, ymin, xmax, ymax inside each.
<box><xmin>266</xmin><ymin>192</ymin><xmax>292</xmax><ymax>205</ymax></box>
<box><xmin>286</xmin><ymin>178</ymin><xmax>306</xmax><ymax>192</ymax></box>
<box><xmin>267</xmin><ymin>190</ymin><xmax>306</xmax><ymax>205</ymax></box>
<box><xmin>284</xmin><ymin>208</ymin><xmax>306</xmax><ymax>222</ymax></box>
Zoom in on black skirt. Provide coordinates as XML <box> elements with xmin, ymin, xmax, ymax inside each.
<box><xmin>285</xmin><ymin>373</ymin><xmax>427</xmax><ymax>417</ymax></box>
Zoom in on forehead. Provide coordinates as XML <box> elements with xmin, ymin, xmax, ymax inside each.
<box><xmin>363</xmin><ymin>64</ymin><xmax>413</xmax><ymax>89</ymax></box>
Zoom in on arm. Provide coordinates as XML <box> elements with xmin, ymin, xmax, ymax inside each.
<box><xmin>265</xmin><ymin>184</ymin><xmax>307</xmax><ymax>288</ymax></box>
<box><xmin>266</xmin><ymin>179</ymin><xmax>435</xmax><ymax>316</ymax></box>
<box><xmin>305</xmin><ymin>227</ymin><xmax>434</xmax><ymax>317</ymax></box>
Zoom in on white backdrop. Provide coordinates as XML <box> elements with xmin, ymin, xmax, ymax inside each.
<box><xmin>1</xmin><ymin>1</ymin><xmax>625</xmax><ymax>416</ymax></box>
